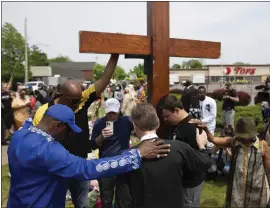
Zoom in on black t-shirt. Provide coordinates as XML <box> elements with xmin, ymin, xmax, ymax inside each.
<box><xmin>222</xmin><ymin>89</ymin><xmax>237</xmax><ymax>110</ymax></box>
<box><xmin>168</xmin><ymin>115</ymin><xmax>199</xmax><ymax>150</ymax></box>
<box><xmin>166</xmin><ymin>115</ymin><xmax>205</xmax><ymax>187</ymax></box>
<box><xmin>1</xmin><ymin>91</ymin><xmax>13</xmax><ymax>117</ymax></box>
<box><xmin>181</xmin><ymin>86</ymin><xmax>198</xmax><ymax>112</ymax></box>
<box><xmin>48</xmin><ymin>91</ymin><xmax>99</xmax><ymax>158</ymax></box>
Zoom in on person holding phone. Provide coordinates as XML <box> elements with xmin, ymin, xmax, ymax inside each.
<box><xmin>91</xmin><ymin>98</ymin><xmax>134</xmax><ymax>208</ymax></box>
<box><xmin>33</xmin><ymin>55</ymin><xmax>120</xmax><ymax>208</ymax></box>
<box><xmin>7</xmin><ymin>104</ymin><xmax>171</xmax><ymax>208</ymax></box>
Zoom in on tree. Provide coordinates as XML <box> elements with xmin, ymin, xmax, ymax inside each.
<box><xmin>112</xmin><ymin>66</ymin><xmax>127</xmax><ymax>80</ymax></box>
<box><xmin>29</xmin><ymin>45</ymin><xmax>49</xmax><ymax>66</ymax></box>
<box><xmin>129</xmin><ymin>63</ymin><xmax>146</xmax><ymax>78</ymax></box>
<box><xmin>94</xmin><ymin>64</ymin><xmax>127</xmax><ymax>81</ymax></box>
<box><xmin>172</xmin><ymin>64</ymin><xmax>181</xmax><ymax>69</ymax></box>
<box><xmin>48</xmin><ymin>55</ymin><xmax>71</xmax><ymax>63</ymax></box>
<box><xmin>1</xmin><ymin>22</ymin><xmax>30</xmax><ymax>82</ymax></box>
<box><xmin>93</xmin><ymin>64</ymin><xmax>105</xmax><ymax>81</ymax></box>
<box><xmin>182</xmin><ymin>59</ymin><xmax>203</xmax><ymax>69</ymax></box>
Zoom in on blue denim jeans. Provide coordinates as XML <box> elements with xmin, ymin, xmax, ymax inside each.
<box><xmin>67</xmin><ymin>178</ymin><xmax>89</xmax><ymax>208</ymax></box>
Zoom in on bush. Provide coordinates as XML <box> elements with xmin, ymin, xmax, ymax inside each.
<box><xmin>169</xmin><ymin>88</ymin><xmax>182</xmax><ymax>94</ymax></box>
<box><xmin>237</xmin><ymin>91</ymin><xmax>251</xmax><ymax>106</ymax></box>
<box><xmin>169</xmin><ymin>93</ymin><xmax>181</xmax><ymax>100</ymax></box>
<box><xmin>212</xmin><ymin>88</ymin><xmax>225</xmax><ymax>101</ymax></box>
<box><xmin>212</xmin><ymin>88</ymin><xmax>251</xmax><ymax>106</ymax></box>
<box><xmin>216</xmin><ymin>101</ymin><xmax>264</xmax><ymax>133</ymax></box>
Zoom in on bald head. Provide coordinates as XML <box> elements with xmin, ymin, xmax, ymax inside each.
<box><xmin>61</xmin><ymin>80</ymin><xmax>82</xmax><ymax>97</ymax></box>
<box><xmin>57</xmin><ymin>80</ymin><xmax>83</xmax><ymax>111</ymax></box>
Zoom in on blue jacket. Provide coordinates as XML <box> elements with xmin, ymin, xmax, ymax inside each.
<box><xmin>91</xmin><ymin>116</ymin><xmax>133</xmax><ymax>158</ymax></box>
<box><xmin>7</xmin><ymin>119</ymin><xmax>141</xmax><ymax>208</ymax></box>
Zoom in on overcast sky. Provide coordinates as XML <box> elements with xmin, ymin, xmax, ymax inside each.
<box><xmin>2</xmin><ymin>2</ymin><xmax>270</xmax><ymax>72</ymax></box>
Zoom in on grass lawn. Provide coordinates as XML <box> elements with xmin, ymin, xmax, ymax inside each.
<box><xmin>1</xmin><ymin>164</ymin><xmax>227</xmax><ymax>207</ymax></box>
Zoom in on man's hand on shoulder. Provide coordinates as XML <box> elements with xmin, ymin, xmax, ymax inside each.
<box><xmin>137</xmin><ymin>139</ymin><xmax>170</xmax><ymax>160</ymax></box>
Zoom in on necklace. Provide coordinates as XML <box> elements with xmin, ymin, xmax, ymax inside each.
<box><xmin>169</xmin><ymin>121</ymin><xmax>181</xmax><ymax>140</ymax></box>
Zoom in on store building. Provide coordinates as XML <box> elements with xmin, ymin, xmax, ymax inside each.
<box><xmin>170</xmin><ymin>64</ymin><xmax>270</xmax><ymax>84</ymax></box>
<box><xmin>30</xmin><ymin>62</ymin><xmax>95</xmax><ymax>85</ymax></box>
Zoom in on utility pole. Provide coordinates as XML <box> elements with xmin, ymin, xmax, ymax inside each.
<box><xmin>24</xmin><ymin>17</ymin><xmax>28</xmax><ymax>83</ymax></box>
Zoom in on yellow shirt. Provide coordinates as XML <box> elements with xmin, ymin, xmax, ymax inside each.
<box><xmin>33</xmin><ymin>85</ymin><xmax>96</xmax><ymax>126</ymax></box>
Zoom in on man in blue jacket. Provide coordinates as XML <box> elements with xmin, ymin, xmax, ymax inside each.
<box><xmin>7</xmin><ymin>104</ymin><xmax>170</xmax><ymax>208</ymax></box>
<box><xmin>91</xmin><ymin>98</ymin><xmax>134</xmax><ymax>208</ymax></box>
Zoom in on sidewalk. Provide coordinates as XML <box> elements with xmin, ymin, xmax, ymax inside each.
<box><xmin>2</xmin><ymin>145</ymin><xmax>8</xmax><ymax>165</ymax></box>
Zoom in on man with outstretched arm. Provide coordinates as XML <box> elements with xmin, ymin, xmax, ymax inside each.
<box><xmin>7</xmin><ymin>104</ymin><xmax>170</xmax><ymax>208</ymax></box>
<box><xmin>190</xmin><ymin>118</ymin><xmax>270</xmax><ymax>207</ymax></box>
<box><xmin>33</xmin><ymin>54</ymin><xmax>122</xmax><ymax>207</ymax></box>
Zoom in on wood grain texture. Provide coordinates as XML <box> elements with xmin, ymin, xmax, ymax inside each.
<box><xmin>79</xmin><ymin>31</ymin><xmax>151</xmax><ymax>55</ymax></box>
<box><xmin>80</xmin><ymin>31</ymin><xmax>221</xmax><ymax>59</ymax></box>
<box><xmin>146</xmin><ymin>2</ymin><xmax>170</xmax><ymax>106</ymax></box>
<box><xmin>146</xmin><ymin>2</ymin><xmax>170</xmax><ymax>138</ymax></box>
<box><xmin>169</xmin><ymin>38</ymin><xmax>221</xmax><ymax>59</ymax></box>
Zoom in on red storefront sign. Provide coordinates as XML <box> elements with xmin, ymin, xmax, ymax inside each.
<box><xmin>225</xmin><ymin>67</ymin><xmax>256</xmax><ymax>75</ymax></box>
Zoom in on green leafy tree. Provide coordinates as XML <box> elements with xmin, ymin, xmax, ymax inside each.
<box><xmin>129</xmin><ymin>63</ymin><xmax>146</xmax><ymax>78</ymax></box>
<box><xmin>112</xmin><ymin>66</ymin><xmax>127</xmax><ymax>80</ymax></box>
<box><xmin>94</xmin><ymin>64</ymin><xmax>127</xmax><ymax>81</ymax></box>
<box><xmin>1</xmin><ymin>22</ymin><xmax>31</xmax><ymax>82</ymax></box>
<box><xmin>48</xmin><ymin>55</ymin><xmax>71</xmax><ymax>63</ymax></box>
<box><xmin>172</xmin><ymin>64</ymin><xmax>181</xmax><ymax>68</ymax></box>
<box><xmin>93</xmin><ymin>64</ymin><xmax>105</xmax><ymax>80</ymax></box>
<box><xmin>29</xmin><ymin>45</ymin><xmax>49</xmax><ymax>66</ymax></box>
<box><xmin>182</xmin><ymin>59</ymin><xmax>203</xmax><ymax>69</ymax></box>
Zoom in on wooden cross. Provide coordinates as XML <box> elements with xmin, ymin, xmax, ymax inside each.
<box><xmin>79</xmin><ymin>2</ymin><xmax>221</xmax><ymax>136</ymax></box>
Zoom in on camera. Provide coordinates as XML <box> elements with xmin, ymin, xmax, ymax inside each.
<box><xmin>189</xmin><ymin>96</ymin><xmax>201</xmax><ymax>119</ymax></box>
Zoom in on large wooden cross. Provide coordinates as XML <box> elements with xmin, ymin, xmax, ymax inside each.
<box><xmin>79</xmin><ymin>2</ymin><xmax>221</xmax><ymax>136</ymax></box>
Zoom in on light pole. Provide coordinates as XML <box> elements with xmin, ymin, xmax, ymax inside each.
<box><xmin>24</xmin><ymin>18</ymin><xmax>28</xmax><ymax>83</ymax></box>
<box><xmin>34</xmin><ymin>43</ymin><xmax>49</xmax><ymax>47</ymax></box>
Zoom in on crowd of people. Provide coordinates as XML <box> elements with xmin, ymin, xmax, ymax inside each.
<box><xmin>2</xmin><ymin>54</ymin><xmax>270</xmax><ymax>208</ymax></box>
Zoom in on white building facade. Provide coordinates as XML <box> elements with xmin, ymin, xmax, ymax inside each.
<box><xmin>170</xmin><ymin>64</ymin><xmax>270</xmax><ymax>84</ymax></box>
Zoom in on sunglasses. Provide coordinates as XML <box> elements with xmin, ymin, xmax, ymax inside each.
<box><xmin>235</xmin><ymin>136</ymin><xmax>256</xmax><ymax>144</ymax></box>
<box><xmin>65</xmin><ymin>96</ymin><xmax>82</xmax><ymax>105</ymax></box>
<box><xmin>58</xmin><ymin>121</ymin><xmax>74</xmax><ymax>134</ymax></box>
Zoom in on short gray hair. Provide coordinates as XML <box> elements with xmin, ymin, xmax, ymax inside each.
<box><xmin>131</xmin><ymin>103</ymin><xmax>159</xmax><ymax>131</ymax></box>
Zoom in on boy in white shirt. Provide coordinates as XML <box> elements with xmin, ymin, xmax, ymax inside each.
<box><xmin>197</xmin><ymin>86</ymin><xmax>217</xmax><ymax>149</ymax></box>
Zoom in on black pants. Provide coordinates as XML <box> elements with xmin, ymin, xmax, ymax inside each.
<box><xmin>98</xmin><ymin>176</ymin><xmax>131</xmax><ymax>208</ymax></box>
<box><xmin>67</xmin><ymin>178</ymin><xmax>89</xmax><ymax>208</ymax></box>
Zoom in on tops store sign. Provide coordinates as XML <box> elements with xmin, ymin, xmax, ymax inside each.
<box><xmin>224</xmin><ymin>67</ymin><xmax>256</xmax><ymax>75</ymax></box>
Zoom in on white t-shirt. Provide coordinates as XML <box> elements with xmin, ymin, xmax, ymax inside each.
<box><xmin>114</xmin><ymin>91</ymin><xmax>123</xmax><ymax>101</ymax></box>
<box><xmin>199</xmin><ymin>96</ymin><xmax>217</xmax><ymax>148</ymax></box>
